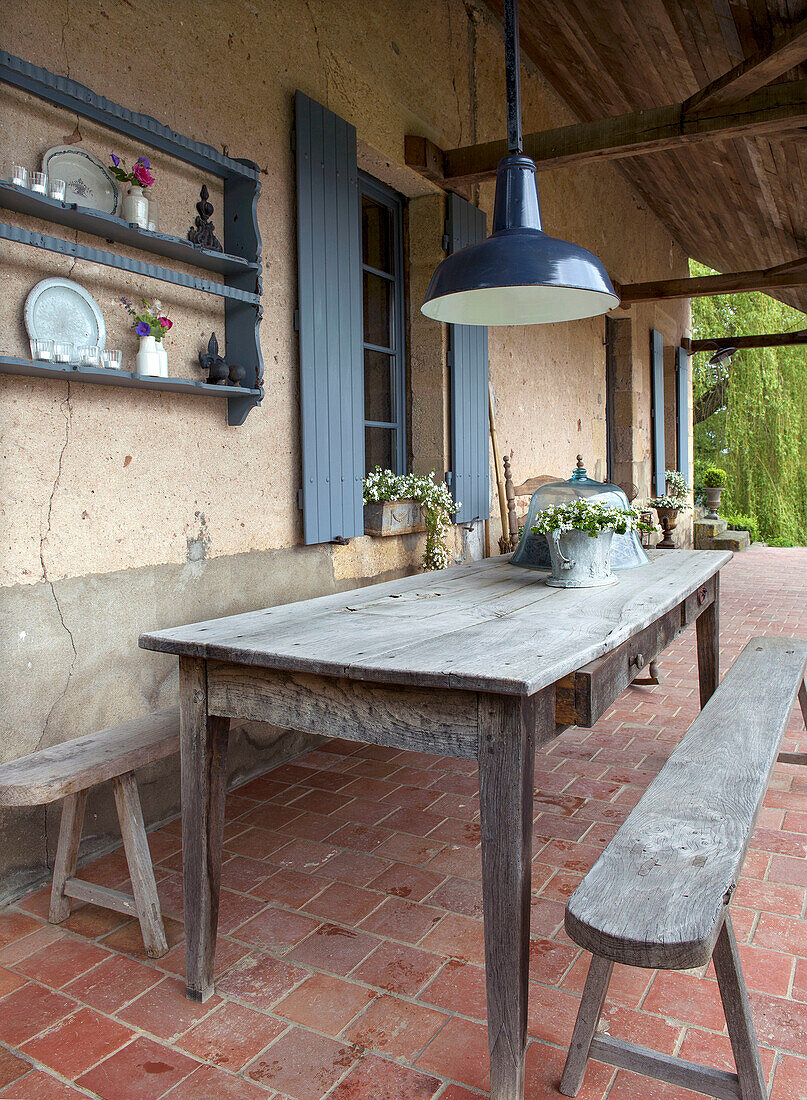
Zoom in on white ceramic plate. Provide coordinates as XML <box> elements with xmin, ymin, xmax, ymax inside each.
<box><xmin>41</xmin><ymin>146</ymin><xmax>120</xmax><ymax>215</ymax></box>
<box><xmin>24</xmin><ymin>278</ymin><xmax>106</xmax><ymax>350</ymax></box>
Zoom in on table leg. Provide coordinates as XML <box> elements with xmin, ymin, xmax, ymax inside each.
<box><xmin>179</xmin><ymin>656</ymin><xmax>230</xmax><ymax>1002</ymax></box>
<box><xmin>696</xmin><ymin>573</ymin><xmax>720</xmax><ymax>707</ymax></box>
<box><xmin>478</xmin><ymin>688</ymin><xmax>553</xmax><ymax>1100</ymax></box>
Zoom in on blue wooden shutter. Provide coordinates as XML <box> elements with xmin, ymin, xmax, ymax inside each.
<box><xmin>295</xmin><ymin>91</ymin><xmax>364</xmax><ymax>544</ymax></box>
<box><xmin>650</xmin><ymin>329</ymin><xmax>666</xmax><ymax>495</ymax></box>
<box><xmin>447</xmin><ymin>193</ymin><xmax>490</xmax><ymax>523</ymax></box>
<box><xmin>675</xmin><ymin>345</ymin><xmax>690</xmax><ymax>485</ymax></box>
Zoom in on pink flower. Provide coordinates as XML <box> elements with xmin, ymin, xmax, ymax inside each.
<box><xmin>158</xmin><ymin>317</ymin><xmax>172</xmax><ymax>330</ymax></box>
<box><xmin>132</xmin><ymin>163</ymin><xmax>155</xmax><ymax>188</ymax></box>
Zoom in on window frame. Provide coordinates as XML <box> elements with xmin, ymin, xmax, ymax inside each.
<box><xmin>359</xmin><ymin>171</ymin><xmax>407</xmax><ymax>475</ymax></box>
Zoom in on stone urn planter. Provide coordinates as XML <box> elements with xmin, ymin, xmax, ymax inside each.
<box><xmin>363</xmin><ymin>498</ymin><xmax>426</xmax><ymax>537</ymax></box>
<box><xmin>655</xmin><ymin>506</ymin><xmax>679</xmax><ymax>549</ymax></box>
<box><xmin>546</xmin><ymin>529</ymin><xmax>617</xmax><ymax>588</ymax></box>
<box><xmin>705</xmin><ymin>486</ymin><xmax>723</xmax><ymax>520</ymax></box>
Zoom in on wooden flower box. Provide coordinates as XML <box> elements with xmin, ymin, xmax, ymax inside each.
<box><xmin>363</xmin><ymin>499</ymin><xmax>427</xmax><ymax>537</ymax></box>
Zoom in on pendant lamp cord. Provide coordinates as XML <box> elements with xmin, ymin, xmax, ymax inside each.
<box><xmin>504</xmin><ymin>0</ymin><xmax>523</xmax><ymax>153</ymax></box>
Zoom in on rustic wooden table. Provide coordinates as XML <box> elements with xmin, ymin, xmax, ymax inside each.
<box><xmin>140</xmin><ymin>548</ymin><xmax>731</xmax><ymax>1100</ymax></box>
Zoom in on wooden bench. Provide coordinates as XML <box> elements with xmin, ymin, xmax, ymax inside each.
<box><xmin>0</xmin><ymin>708</ymin><xmax>179</xmax><ymax>958</ymax></box>
<box><xmin>560</xmin><ymin>636</ymin><xmax>807</xmax><ymax>1100</ymax></box>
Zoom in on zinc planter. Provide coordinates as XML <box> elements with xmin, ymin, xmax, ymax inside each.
<box><xmin>363</xmin><ymin>499</ymin><xmax>427</xmax><ymax>537</ymax></box>
<box><xmin>546</xmin><ymin>529</ymin><xmax>617</xmax><ymax>588</ymax></box>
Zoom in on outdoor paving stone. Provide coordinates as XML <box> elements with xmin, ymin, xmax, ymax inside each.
<box><xmin>524</xmin><ymin>1039</ymin><xmax>615</xmax><ymax>1100</ymax></box>
<box><xmin>331</xmin><ymin>797</ymin><xmax>399</xmax><ymax>825</ymax></box>
<box><xmin>424</xmin><ymin>843</ymin><xmax>482</xmax><ymax>881</ymax></box>
<box><xmin>770</xmin><ymin>1053</ymin><xmax>807</xmax><ymax>1100</ymax></box>
<box><xmin>0</xmin><ymin>964</ymin><xmax>29</xmax><ymax>999</ymax></box>
<box><xmin>527</xmin><ymin>937</ymin><xmax>578</xmax><ymax>985</ymax></box>
<box><xmin>793</xmin><ymin>957</ymin><xmax>807</xmax><ymax>1002</ymax></box>
<box><xmin>156</xmin><ymin>935</ymin><xmax>250</xmax><ymax>982</ymax></box>
<box><xmin>251</xmin><ymin>868</ymin><xmax>329</xmax><ymax>908</ymax></box>
<box><xmin>220</xmin><ymin>854</ymin><xmax>273</xmax><ymax>893</ymax></box>
<box><xmin>21</xmin><ymin>1006</ymin><xmax>135</xmax><ymax>1079</ymax></box>
<box><xmin>118</xmin><ymin>976</ymin><xmax>222</xmax><ymax>1042</ymax></box>
<box><xmin>597</xmin><ymin>1002</ymin><xmax>684</xmax><ymax>1054</ymax></box>
<box><xmin>359</xmin><ymin>896</ymin><xmax>444</xmax><ymax>943</ymax></box>
<box><xmin>754</xmin><ymin>913</ymin><xmax>807</xmax><ymax>957</ymax></box>
<box><xmin>0</xmin><ymin>1068</ymin><xmax>90</xmax><ymax>1098</ymax></box>
<box><xmin>64</xmin><ymin>953</ymin><xmax>163</xmax><ymax>1013</ymax></box>
<box><xmin>245</xmin><ymin>1027</ymin><xmax>359</xmax><ymax>1099</ymax></box>
<box><xmin>678</xmin><ymin>1026</ymin><xmax>777</xmax><ymax>1077</ymax></box>
<box><xmin>274</xmin><ymin>972</ymin><xmax>375</xmax><ymax>1035</ymax></box>
<box><xmin>282</xmin><ymin>810</ymin><xmax>343</xmax><ymax>842</ymax></box>
<box><xmin>419</xmin><ymin>958</ymin><xmax>488</xmax><ymax>1019</ymax></box>
<box><xmin>232</xmin><ymin>905</ymin><xmax>320</xmax><ymax>951</ymax></box>
<box><xmin>206</xmin><ymin>889</ymin><xmax>266</xmax><ymax>935</ymax></box>
<box><xmin>224</xmin><ymin>826</ymin><xmax>291</xmax><ymax>860</ymax></box>
<box><xmin>0</xmin><ymin>912</ymin><xmax>42</xmax><ymax>950</ymax></box>
<box><xmin>176</xmin><ymin>1000</ymin><xmax>285</xmax><ymax>1069</ymax></box>
<box><xmin>367</xmin><ymin>863</ymin><xmax>446</xmax><ymax>901</ymax></box>
<box><xmin>561</xmin><ymin>955</ymin><xmax>653</xmax><ymax>1007</ymax></box>
<box><xmin>215</xmin><ymin>953</ymin><xmax>309</xmax><ymax>1009</ymax></box>
<box><xmin>313</xmin><ymin>850</ymin><xmax>391</xmax><ymax>888</ymax></box>
<box><xmin>342</xmin><ymin>993</ymin><xmax>448</xmax><ymax>1060</ymax></box>
<box><xmin>351</xmin><ymin>940</ymin><xmax>444</xmax><ymax>996</ymax></box>
<box><xmin>267</xmin><ymin>838</ymin><xmax>342</xmax><ymax>874</ymax></box>
<box><xmin>526</xmin><ymin>981</ymin><xmax>588</xmax><ymax>1045</ymax></box>
<box><xmin>748</xmin><ymin>990</ymin><xmax>807</xmax><ymax>1057</ymax></box>
<box><xmin>0</xmin><ymin>982</ymin><xmax>75</xmax><ymax>1046</ymax></box>
<box><xmin>327</xmin><ymin>1052</ymin><xmax>442</xmax><ymax>1099</ymax></box>
<box><xmin>642</xmin><ymin>969</ymin><xmax>730</xmax><ymax>1031</ymax></box>
<box><xmin>100</xmin><ymin>915</ymin><xmax>185</xmax><ymax>960</ymax></box>
<box><xmin>162</xmin><ymin>1062</ymin><xmax>270</xmax><ymax>1098</ymax></box>
<box><xmin>419</xmin><ymin>911</ymin><xmax>485</xmax><ymax>966</ymax></box>
<box><xmin>0</xmin><ymin>925</ymin><xmax>63</xmax><ymax>966</ymax></box>
<box><xmin>0</xmin><ymin>1047</ymin><xmax>29</xmax><ymax>1089</ymax></box>
<box><xmin>77</xmin><ymin>1035</ymin><xmax>199</xmax><ymax>1100</ymax></box>
<box><xmin>427</xmin><ymin>877</ymin><xmax>483</xmax><ymax>920</ymax></box>
<box><xmin>367</xmin><ymin>833</ymin><xmax>446</xmax><ymax>868</ymax></box>
<box><xmin>416</xmin><ymin>1014</ymin><xmax>490</xmax><ymax>1091</ymax></box>
<box><xmin>302</xmin><ymin>882</ymin><xmax>384</xmax><ymax>925</ymax></box>
<box><xmin>14</xmin><ymin>937</ymin><xmax>111</xmax><ymax>988</ymax></box>
<box><xmin>287</xmin><ymin>923</ymin><xmax>379</xmax><ymax>976</ymax></box>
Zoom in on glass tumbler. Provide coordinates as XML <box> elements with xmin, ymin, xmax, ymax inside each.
<box><xmin>11</xmin><ymin>165</ymin><xmax>28</xmax><ymax>187</ymax></box>
<box><xmin>49</xmin><ymin>178</ymin><xmax>66</xmax><ymax>201</ymax></box>
<box><xmin>53</xmin><ymin>342</ymin><xmax>74</xmax><ymax>364</ymax></box>
<box><xmin>31</xmin><ymin>171</ymin><xmax>47</xmax><ymax>195</ymax></box>
<box><xmin>30</xmin><ymin>338</ymin><xmax>55</xmax><ymax>361</ymax></box>
<box><xmin>102</xmin><ymin>349</ymin><xmax>122</xmax><ymax>370</ymax></box>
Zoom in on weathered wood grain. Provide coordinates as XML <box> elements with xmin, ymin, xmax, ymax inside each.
<box><xmin>206</xmin><ymin>662</ymin><xmax>479</xmax><ymax>758</ymax></box>
<box><xmin>479</xmin><ymin>689</ymin><xmax>552</xmax><ymax>1100</ymax></box>
<box><xmin>696</xmin><ymin>573</ymin><xmax>721</xmax><ymax>707</ymax></box>
<box><xmin>713</xmin><ymin>916</ymin><xmax>767</xmax><ymax>1100</ymax></box>
<box><xmin>585</xmin><ymin>1036</ymin><xmax>742</xmax><ymax>1100</ymax></box>
<box><xmin>49</xmin><ymin>791</ymin><xmax>87</xmax><ymax>923</ymax></box>
<box><xmin>559</xmin><ymin>954</ymin><xmax>614</xmax><ymax>1096</ymax></box>
<box><xmin>180</xmin><ymin>656</ymin><xmax>230</xmax><ymax>1001</ymax></box>
<box><xmin>566</xmin><ymin>637</ymin><xmax>807</xmax><ymax>969</ymax></box>
<box><xmin>113</xmin><ymin>772</ymin><xmax>168</xmax><ymax>959</ymax></box>
<box><xmin>0</xmin><ymin>709</ymin><xmax>179</xmax><ymax>805</ymax></box>
<box><xmin>140</xmin><ymin>551</ymin><xmax>730</xmax><ymax>697</ymax></box>
<box><xmin>62</xmin><ymin>878</ymin><xmax>138</xmax><ymax>916</ymax></box>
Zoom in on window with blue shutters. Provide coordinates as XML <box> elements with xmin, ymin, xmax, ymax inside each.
<box><xmin>360</xmin><ymin>173</ymin><xmax>407</xmax><ymax>475</ymax></box>
<box><xmin>446</xmin><ymin>193</ymin><xmax>490</xmax><ymax>524</ymax></box>
<box><xmin>675</xmin><ymin>345</ymin><xmax>690</xmax><ymax>485</ymax></box>
<box><xmin>650</xmin><ymin>329</ymin><xmax>666</xmax><ymax>496</ymax></box>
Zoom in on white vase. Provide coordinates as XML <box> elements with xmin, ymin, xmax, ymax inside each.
<box><xmin>124</xmin><ymin>185</ymin><xmax>149</xmax><ymax>229</ymax></box>
<box><xmin>156</xmin><ymin>340</ymin><xmax>168</xmax><ymax>377</ymax></box>
<box><xmin>136</xmin><ymin>335</ymin><xmax>162</xmax><ymax>376</ymax></box>
<box><xmin>144</xmin><ymin>188</ymin><xmax>160</xmax><ymax>232</ymax></box>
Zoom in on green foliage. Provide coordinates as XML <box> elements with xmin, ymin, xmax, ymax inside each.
<box><xmin>722</xmin><ymin>512</ymin><xmax>760</xmax><ymax>543</ymax></box>
<box><xmin>531</xmin><ymin>500</ymin><xmax>654</xmax><ymax>537</ymax></box>
<box><xmin>702</xmin><ymin>466</ymin><xmax>727</xmax><ymax>488</ymax></box>
<box><xmin>363</xmin><ymin>467</ymin><xmax>459</xmax><ymax>571</ymax></box>
<box><xmin>648</xmin><ymin>468</ymin><xmax>689</xmax><ymax>509</ymax></box>
<box><xmin>690</xmin><ymin>260</ymin><xmax>807</xmax><ymax>545</ymax></box>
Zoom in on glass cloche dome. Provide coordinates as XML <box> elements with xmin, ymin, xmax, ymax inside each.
<box><xmin>511</xmin><ymin>456</ymin><xmax>650</xmax><ymax>571</ymax></box>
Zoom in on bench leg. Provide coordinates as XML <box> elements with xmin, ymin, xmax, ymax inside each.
<box><xmin>49</xmin><ymin>790</ymin><xmax>88</xmax><ymax>923</ymax></box>
<box><xmin>560</xmin><ymin>955</ymin><xmax>614</xmax><ymax>1097</ymax></box>
<box><xmin>112</xmin><ymin>772</ymin><xmax>168</xmax><ymax>959</ymax></box>
<box><xmin>696</xmin><ymin>573</ymin><xmax>720</xmax><ymax>707</ymax></box>
<box><xmin>713</xmin><ymin>914</ymin><xmax>767</xmax><ymax>1100</ymax></box>
<box><xmin>799</xmin><ymin>680</ymin><xmax>807</xmax><ymax>729</ymax></box>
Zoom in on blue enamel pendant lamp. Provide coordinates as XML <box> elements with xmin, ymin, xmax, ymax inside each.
<box><xmin>421</xmin><ymin>0</ymin><xmax>620</xmax><ymax>326</ymax></box>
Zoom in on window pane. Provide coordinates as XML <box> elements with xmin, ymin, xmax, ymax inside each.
<box><xmin>363</xmin><ymin>271</ymin><xmax>391</xmax><ymax>348</ymax></box>
<box><xmin>365</xmin><ymin>349</ymin><xmax>393</xmax><ymax>423</ymax></box>
<box><xmin>362</xmin><ymin>195</ymin><xmax>392</xmax><ymax>272</ymax></box>
<box><xmin>365</xmin><ymin>426</ymin><xmax>394</xmax><ymax>473</ymax></box>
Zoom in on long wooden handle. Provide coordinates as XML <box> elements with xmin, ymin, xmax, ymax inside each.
<box><xmin>488</xmin><ymin>381</ymin><xmax>509</xmax><ymax>544</ymax></box>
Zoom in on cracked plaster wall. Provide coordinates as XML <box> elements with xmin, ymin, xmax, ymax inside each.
<box><xmin>0</xmin><ymin>0</ymin><xmax>689</xmax><ymax>894</ymax></box>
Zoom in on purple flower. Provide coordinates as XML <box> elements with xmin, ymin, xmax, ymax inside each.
<box><xmin>135</xmin><ymin>157</ymin><xmax>150</xmax><ymax>168</ymax></box>
<box><xmin>110</xmin><ymin>153</ymin><xmax>120</xmax><ymax>167</ymax></box>
<box><xmin>135</xmin><ymin>321</ymin><xmax>150</xmax><ymax>336</ymax></box>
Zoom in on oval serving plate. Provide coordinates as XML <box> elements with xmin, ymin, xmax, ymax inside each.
<box><xmin>24</xmin><ymin>278</ymin><xmax>106</xmax><ymax>350</ymax></box>
<box><xmin>41</xmin><ymin>145</ymin><xmax>120</xmax><ymax>215</ymax></box>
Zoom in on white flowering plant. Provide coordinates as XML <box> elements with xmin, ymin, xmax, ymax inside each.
<box><xmin>531</xmin><ymin>500</ymin><xmax>655</xmax><ymax>537</ymax></box>
<box><xmin>363</xmin><ymin>467</ymin><xmax>459</xmax><ymax>571</ymax></box>
<box><xmin>647</xmin><ymin>468</ymin><xmax>689</xmax><ymax>510</ymax></box>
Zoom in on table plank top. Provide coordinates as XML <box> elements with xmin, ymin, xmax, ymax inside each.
<box><xmin>139</xmin><ymin>550</ymin><xmax>732</xmax><ymax>696</ymax></box>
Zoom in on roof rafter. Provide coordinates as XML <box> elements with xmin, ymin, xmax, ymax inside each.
<box><xmin>683</xmin><ymin>331</ymin><xmax>807</xmax><ymax>353</ymax></box>
<box><xmin>616</xmin><ymin>261</ymin><xmax>807</xmax><ymax>304</ymax></box>
<box><xmin>405</xmin><ymin>79</ymin><xmax>807</xmax><ymax>185</ymax></box>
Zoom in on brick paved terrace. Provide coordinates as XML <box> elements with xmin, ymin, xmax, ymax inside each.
<box><xmin>0</xmin><ymin>546</ymin><xmax>804</xmax><ymax>1100</ymax></box>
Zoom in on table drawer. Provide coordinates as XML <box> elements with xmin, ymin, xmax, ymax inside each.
<box><xmin>681</xmin><ymin>575</ymin><xmax>717</xmax><ymax>628</ymax></box>
<box><xmin>555</xmin><ymin>605</ymin><xmax>682</xmax><ymax>728</ymax></box>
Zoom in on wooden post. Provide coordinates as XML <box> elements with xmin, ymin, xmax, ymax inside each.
<box><xmin>478</xmin><ymin>687</ymin><xmax>552</xmax><ymax>1100</ymax></box>
<box><xmin>179</xmin><ymin>656</ymin><xmax>230</xmax><ymax>1001</ymax></box>
<box><xmin>112</xmin><ymin>772</ymin><xmax>168</xmax><ymax>959</ymax></box>
<box><xmin>488</xmin><ymin>382</ymin><xmax>509</xmax><ymax>553</ymax></box>
<box><xmin>503</xmin><ymin>455</ymin><xmax>519</xmax><ymax>550</ymax></box>
<box><xmin>559</xmin><ymin>955</ymin><xmax>614</xmax><ymax>1096</ymax></box>
<box><xmin>712</xmin><ymin>915</ymin><xmax>767</xmax><ymax>1100</ymax></box>
<box><xmin>49</xmin><ymin>790</ymin><xmax>87</xmax><ymax>923</ymax></box>
<box><xmin>696</xmin><ymin>573</ymin><xmax>720</xmax><ymax>707</ymax></box>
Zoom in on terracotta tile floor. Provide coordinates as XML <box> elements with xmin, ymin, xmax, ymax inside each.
<box><xmin>1</xmin><ymin>546</ymin><xmax>806</xmax><ymax>1099</ymax></box>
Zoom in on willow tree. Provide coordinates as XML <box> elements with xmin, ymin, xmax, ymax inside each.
<box><xmin>690</xmin><ymin>261</ymin><xmax>807</xmax><ymax>545</ymax></box>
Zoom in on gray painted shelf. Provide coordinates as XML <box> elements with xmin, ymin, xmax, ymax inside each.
<box><xmin>0</xmin><ymin>356</ymin><xmax>261</xmax><ymax>398</ymax></box>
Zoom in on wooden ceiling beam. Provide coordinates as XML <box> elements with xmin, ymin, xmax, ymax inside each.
<box><xmin>406</xmin><ymin>80</ymin><xmax>807</xmax><ymax>185</ymax></box>
<box><xmin>617</xmin><ymin>263</ymin><xmax>807</xmax><ymax>304</ymax></box>
<box><xmin>683</xmin><ymin>331</ymin><xmax>807</xmax><ymax>353</ymax></box>
<box><xmin>685</xmin><ymin>17</ymin><xmax>807</xmax><ymax>113</ymax></box>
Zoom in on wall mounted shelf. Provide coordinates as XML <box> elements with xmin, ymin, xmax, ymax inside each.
<box><xmin>0</xmin><ymin>356</ymin><xmax>261</xmax><ymax>399</ymax></box>
<box><xmin>0</xmin><ymin>50</ymin><xmax>264</xmax><ymax>426</ymax></box>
